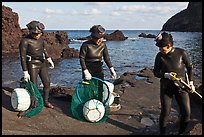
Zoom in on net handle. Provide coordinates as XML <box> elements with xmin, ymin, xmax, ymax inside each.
<box><xmin>20</xmin><ymin>77</ymin><xmax>36</xmax><ymax>96</ymax></box>
<box><xmin>76</xmin><ymin>77</ymin><xmax>110</xmax><ymax>105</ymax></box>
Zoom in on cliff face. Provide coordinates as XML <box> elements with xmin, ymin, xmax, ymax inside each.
<box><xmin>162</xmin><ymin>2</ymin><xmax>202</xmax><ymax>32</ymax></box>
<box><xmin>2</xmin><ymin>5</ymin><xmax>22</xmax><ymax>53</ymax></box>
<box><xmin>2</xmin><ymin>5</ymin><xmax>79</xmax><ymax>59</ymax></box>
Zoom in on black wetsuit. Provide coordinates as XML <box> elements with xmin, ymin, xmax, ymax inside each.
<box><xmin>79</xmin><ymin>40</ymin><xmax>113</xmax><ymax>80</ymax></box>
<box><xmin>153</xmin><ymin>47</ymin><xmax>193</xmax><ymax>134</ymax></box>
<box><xmin>19</xmin><ymin>34</ymin><xmax>51</xmax><ymax>104</ymax></box>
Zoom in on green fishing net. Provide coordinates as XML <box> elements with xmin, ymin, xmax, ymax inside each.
<box><xmin>71</xmin><ymin>77</ymin><xmax>110</xmax><ymax>123</ymax></box>
<box><xmin>19</xmin><ymin>78</ymin><xmax>44</xmax><ymax>117</ymax></box>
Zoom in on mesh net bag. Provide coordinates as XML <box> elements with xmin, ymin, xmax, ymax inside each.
<box><xmin>19</xmin><ymin>78</ymin><xmax>44</xmax><ymax>117</ymax></box>
<box><xmin>71</xmin><ymin>77</ymin><xmax>111</xmax><ymax>123</ymax></box>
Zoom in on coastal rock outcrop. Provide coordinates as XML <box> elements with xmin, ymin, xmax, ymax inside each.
<box><xmin>105</xmin><ymin>30</ymin><xmax>128</xmax><ymax>41</ymax></box>
<box><xmin>41</xmin><ymin>31</ymin><xmax>77</xmax><ymax>59</ymax></box>
<box><xmin>74</xmin><ymin>30</ymin><xmax>128</xmax><ymax>42</ymax></box>
<box><xmin>162</xmin><ymin>2</ymin><xmax>202</xmax><ymax>32</ymax></box>
<box><xmin>138</xmin><ymin>33</ymin><xmax>156</xmax><ymax>38</ymax></box>
<box><xmin>61</xmin><ymin>48</ymin><xmax>79</xmax><ymax>58</ymax></box>
<box><xmin>2</xmin><ymin>5</ymin><xmax>79</xmax><ymax>59</ymax></box>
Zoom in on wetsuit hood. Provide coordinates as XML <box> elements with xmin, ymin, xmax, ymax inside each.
<box><xmin>90</xmin><ymin>25</ymin><xmax>107</xmax><ymax>39</ymax></box>
<box><xmin>26</xmin><ymin>20</ymin><xmax>45</xmax><ymax>34</ymax></box>
<box><xmin>155</xmin><ymin>32</ymin><xmax>173</xmax><ymax>47</ymax></box>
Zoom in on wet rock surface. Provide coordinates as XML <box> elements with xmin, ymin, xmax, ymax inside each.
<box><xmin>2</xmin><ymin>68</ymin><xmax>202</xmax><ymax>135</ymax></box>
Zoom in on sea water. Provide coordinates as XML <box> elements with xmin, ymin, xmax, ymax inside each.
<box><xmin>2</xmin><ymin>30</ymin><xmax>202</xmax><ymax>87</ymax></box>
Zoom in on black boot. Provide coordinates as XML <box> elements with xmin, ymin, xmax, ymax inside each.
<box><xmin>160</xmin><ymin>127</ymin><xmax>166</xmax><ymax>135</ymax></box>
<box><xmin>178</xmin><ymin>121</ymin><xmax>188</xmax><ymax>135</ymax></box>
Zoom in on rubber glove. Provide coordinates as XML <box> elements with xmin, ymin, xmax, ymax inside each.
<box><xmin>189</xmin><ymin>81</ymin><xmax>195</xmax><ymax>92</ymax></box>
<box><xmin>23</xmin><ymin>71</ymin><xmax>30</xmax><ymax>82</ymax></box>
<box><xmin>164</xmin><ymin>72</ymin><xmax>175</xmax><ymax>80</ymax></box>
<box><xmin>83</xmin><ymin>69</ymin><xmax>92</xmax><ymax>80</ymax></box>
<box><xmin>110</xmin><ymin>67</ymin><xmax>117</xmax><ymax>79</ymax></box>
<box><xmin>47</xmin><ymin>57</ymin><xmax>54</xmax><ymax>69</ymax></box>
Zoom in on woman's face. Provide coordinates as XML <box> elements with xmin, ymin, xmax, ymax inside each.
<box><xmin>31</xmin><ymin>33</ymin><xmax>42</xmax><ymax>39</ymax></box>
<box><xmin>92</xmin><ymin>37</ymin><xmax>104</xmax><ymax>45</ymax></box>
<box><xmin>96</xmin><ymin>37</ymin><xmax>104</xmax><ymax>45</ymax></box>
<box><xmin>159</xmin><ymin>44</ymin><xmax>172</xmax><ymax>54</ymax></box>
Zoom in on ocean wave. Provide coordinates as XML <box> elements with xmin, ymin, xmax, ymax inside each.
<box><xmin>127</xmin><ymin>37</ymin><xmax>140</xmax><ymax>40</ymax></box>
<box><xmin>69</xmin><ymin>38</ymin><xmax>107</xmax><ymax>43</ymax></box>
<box><xmin>69</xmin><ymin>39</ymin><xmax>87</xmax><ymax>43</ymax></box>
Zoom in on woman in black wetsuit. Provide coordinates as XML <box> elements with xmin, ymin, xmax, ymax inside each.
<box><xmin>79</xmin><ymin>25</ymin><xmax>117</xmax><ymax>81</ymax></box>
<box><xmin>19</xmin><ymin>20</ymin><xmax>55</xmax><ymax>109</ymax></box>
<box><xmin>153</xmin><ymin>32</ymin><xmax>195</xmax><ymax>135</ymax></box>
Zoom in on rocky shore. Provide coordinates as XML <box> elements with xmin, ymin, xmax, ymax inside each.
<box><xmin>2</xmin><ymin>3</ymin><xmax>202</xmax><ymax>135</ymax></box>
<box><xmin>2</xmin><ymin>68</ymin><xmax>202</xmax><ymax>135</ymax></box>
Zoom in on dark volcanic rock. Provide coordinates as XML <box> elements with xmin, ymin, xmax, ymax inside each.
<box><xmin>76</xmin><ymin>30</ymin><xmax>128</xmax><ymax>41</ymax></box>
<box><xmin>2</xmin><ymin>5</ymin><xmax>22</xmax><ymax>53</ymax></box>
<box><xmin>138</xmin><ymin>33</ymin><xmax>156</xmax><ymax>38</ymax></box>
<box><xmin>105</xmin><ymin>30</ymin><xmax>128</xmax><ymax>41</ymax></box>
<box><xmin>2</xmin><ymin>66</ymin><xmax>202</xmax><ymax>135</ymax></box>
<box><xmin>162</xmin><ymin>2</ymin><xmax>202</xmax><ymax>32</ymax></box>
<box><xmin>41</xmin><ymin>31</ymin><xmax>76</xmax><ymax>60</ymax></box>
<box><xmin>61</xmin><ymin>48</ymin><xmax>79</xmax><ymax>58</ymax></box>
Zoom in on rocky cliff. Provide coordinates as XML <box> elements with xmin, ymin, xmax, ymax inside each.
<box><xmin>2</xmin><ymin>5</ymin><xmax>22</xmax><ymax>53</ymax></box>
<box><xmin>2</xmin><ymin>5</ymin><xmax>79</xmax><ymax>59</ymax></box>
<box><xmin>162</xmin><ymin>2</ymin><xmax>202</xmax><ymax>32</ymax></box>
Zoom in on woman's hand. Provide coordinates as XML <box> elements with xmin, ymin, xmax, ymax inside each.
<box><xmin>47</xmin><ymin>57</ymin><xmax>55</xmax><ymax>69</ymax></box>
<box><xmin>110</xmin><ymin>67</ymin><xmax>117</xmax><ymax>79</ymax></box>
<box><xmin>83</xmin><ymin>69</ymin><xmax>92</xmax><ymax>80</ymax></box>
